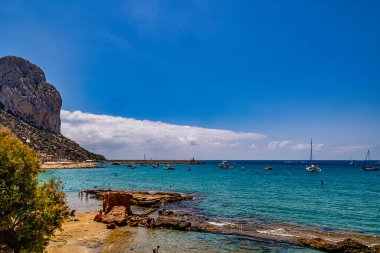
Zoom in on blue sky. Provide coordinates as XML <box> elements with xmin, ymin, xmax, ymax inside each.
<box><xmin>1</xmin><ymin>0</ymin><xmax>379</xmax><ymax>159</ymax></box>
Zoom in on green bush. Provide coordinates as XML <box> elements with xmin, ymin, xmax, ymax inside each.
<box><xmin>0</xmin><ymin>128</ymin><xmax>69</xmax><ymax>252</ymax></box>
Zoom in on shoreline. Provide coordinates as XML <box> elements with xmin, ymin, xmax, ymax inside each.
<box><xmin>108</xmin><ymin>159</ymin><xmax>205</xmax><ymax>165</ymax></box>
<box><xmin>46</xmin><ymin>210</ymin><xmax>380</xmax><ymax>253</ymax></box>
<box><xmin>40</xmin><ymin>160</ymin><xmax>205</xmax><ymax>169</ymax></box>
<box><xmin>51</xmin><ymin>189</ymin><xmax>380</xmax><ymax>253</ymax></box>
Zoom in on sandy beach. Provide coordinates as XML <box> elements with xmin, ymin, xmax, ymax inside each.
<box><xmin>41</xmin><ymin>162</ymin><xmax>99</xmax><ymax>170</ymax></box>
<box><xmin>46</xmin><ymin>212</ymin><xmax>111</xmax><ymax>253</ymax></box>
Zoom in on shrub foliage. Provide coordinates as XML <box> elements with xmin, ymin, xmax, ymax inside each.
<box><xmin>0</xmin><ymin>128</ymin><xmax>69</xmax><ymax>252</ymax></box>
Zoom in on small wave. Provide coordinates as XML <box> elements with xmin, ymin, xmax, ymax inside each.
<box><xmin>257</xmin><ymin>228</ymin><xmax>294</xmax><ymax>237</ymax></box>
<box><xmin>208</xmin><ymin>221</ymin><xmax>235</xmax><ymax>227</ymax></box>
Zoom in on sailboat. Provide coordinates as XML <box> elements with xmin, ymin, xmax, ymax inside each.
<box><xmin>362</xmin><ymin>150</ymin><xmax>380</xmax><ymax>171</ymax></box>
<box><xmin>306</xmin><ymin>138</ymin><xmax>321</xmax><ymax>172</ymax></box>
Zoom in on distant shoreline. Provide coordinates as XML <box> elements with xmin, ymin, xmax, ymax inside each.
<box><xmin>41</xmin><ymin>161</ymin><xmax>99</xmax><ymax>169</ymax></box>
<box><xmin>107</xmin><ymin>159</ymin><xmax>205</xmax><ymax>165</ymax></box>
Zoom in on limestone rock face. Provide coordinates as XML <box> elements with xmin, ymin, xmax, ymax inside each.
<box><xmin>0</xmin><ymin>56</ymin><xmax>62</xmax><ymax>134</ymax></box>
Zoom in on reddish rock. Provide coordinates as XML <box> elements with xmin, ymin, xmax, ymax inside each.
<box><xmin>103</xmin><ymin>192</ymin><xmax>132</xmax><ymax>214</ymax></box>
<box><xmin>102</xmin><ymin>206</ymin><xmax>128</xmax><ymax>226</ymax></box>
<box><xmin>106</xmin><ymin>223</ymin><xmax>116</xmax><ymax>229</ymax></box>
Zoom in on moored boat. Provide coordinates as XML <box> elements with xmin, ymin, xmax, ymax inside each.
<box><xmin>164</xmin><ymin>165</ymin><xmax>175</xmax><ymax>170</ymax></box>
<box><xmin>349</xmin><ymin>160</ymin><xmax>357</xmax><ymax>166</ymax></box>
<box><xmin>362</xmin><ymin>150</ymin><xmax>380</xmax><ymax>171</ymax></box>
<box><xmin>306</xmin><ymin>139</ymin><xmax>321</xmax><ymax>172</ymax></box>
<box><xmin>219</xmin><ymin>161</ymin><xmax>232</xmax><ymax>169</ymax></box>
<box><xmin>265</xmin><ymin>166</ymin><xmax>272</xmax><ymax>170</ymax></box>
<box><xmin>126</xmin><ymin>164</ymin><xmax>137</xmax><ymax>169</ymax></box>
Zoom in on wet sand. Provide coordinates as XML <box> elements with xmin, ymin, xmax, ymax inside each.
<box><xmin>46</xmin><ymin>212</ymin><xmax>110</xmax><ymax>253</ymax></box>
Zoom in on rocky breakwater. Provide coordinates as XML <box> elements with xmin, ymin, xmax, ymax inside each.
<box><xmin>0</xmin><ymin>56</ymin><xmax>104</xmax><ymax>161</ymax></box>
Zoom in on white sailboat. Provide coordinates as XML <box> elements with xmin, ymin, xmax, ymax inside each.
<box><xmin>306</xmin><ymin>138</ymin><xmax>321</xmax><ymax>172</ymax></box>
<box><xmin>362</xmin><ymin>150</ymin><xmax>380</xmax><ymax>171</ymax></box>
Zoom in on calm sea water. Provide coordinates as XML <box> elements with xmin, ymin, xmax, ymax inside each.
<box><xmin>40</xmin><ymin>160</ymin><xmax>380</xmax><ymax>252</ymax></box>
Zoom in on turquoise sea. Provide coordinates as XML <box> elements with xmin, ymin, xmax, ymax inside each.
<box><xmin>40</xmin><ymin>160</ymin><xmax>380</xmax><ymax>252</ymax></box>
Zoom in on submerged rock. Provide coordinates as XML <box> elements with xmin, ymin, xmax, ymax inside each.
<box><xmin>298</xmin><ymin>237</ymin><xmax>374</xmax><ymax>253</ymax></box>
<box><xmin>155</xmin><ymin>218</ymin><xmax>191</xmax><ymax>231</ymax></box>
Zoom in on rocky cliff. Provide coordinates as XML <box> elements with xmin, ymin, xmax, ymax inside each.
<box><xmin>0</xmin><ymin>56</ymin><xmax>105</xmax><ymax>161</ymax></box>
<box><xmin>0</xmin><ymin>109</ymin><xmax>104</xmax><ymax>161</ymax></box>
<box><xmin>0</xmin><ymin>56</ymin><xmax>61</xmax><ymax>134</ymax></box>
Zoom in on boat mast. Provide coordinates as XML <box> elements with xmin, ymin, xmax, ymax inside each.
<box><xmin>310</xmin><ymin>138</ymin><xmax>313</xmax><ymax>166</ymax></box>
<box><xmin>363</xmin><ymin>150</ymin><xmax>369</xmax><ymax>169</ymax></box>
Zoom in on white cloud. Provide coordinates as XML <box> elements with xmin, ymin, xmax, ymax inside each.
<box><xmin>329</xmin><ymin>145</ymin><xmax>373</xmax><ymax>154</ymax></box>
<box><xmin>292</xmin><ymin>143</ymin><xmax>324</xmax><ymax>151</ymax></box>
<box><xmin>249</xmin><ymin>144</ymin><xmax>258</xmax><ymax>150</ymax></box>
<box><xmin>61</xmin><ymin>110</ymin><xmax>265</xmax><ymax>159</ymax></box>
<box><xmin>267</xmin><ymin>140</ymin><xmax>290</xmax><ymax>150</ymax></box>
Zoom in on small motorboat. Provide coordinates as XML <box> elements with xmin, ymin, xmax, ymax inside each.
<box><xmin>219</xmin><ymin>161</ymin><xmax>232</xmax><ymax>169</ymax></box>
<box><xmin>349</xmin><ymin>160</ymin><xmax>357</xmax><ymax>166</ymax></box>
<box><xmin>265</xmin><ymin>166</ymin><xmax>272</xmax><ymax>170</ymax></box>
<box><xmin>126</xmin><ymin>164</ymin><xmax>136</xmax><ymax>169</ymax></box>
<box><xmin>164</xmin><ymin>165</ymin><xmax>175</xmax><ymax>170</ymax></box>
<box><xmin>152</xmin><ymin>165</ymin><xmax>158</xmax><ymax>168</ymax></box>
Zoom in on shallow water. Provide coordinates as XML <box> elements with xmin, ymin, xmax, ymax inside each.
<box><xmin>40</xmin><ymin>160</ymin><xmax>380</xmax><ymax>251</ymax></box>
<box><xmin>118</xmin><ymin>227</ymin><xmax>320</xmax><ymax>253</ymax></box>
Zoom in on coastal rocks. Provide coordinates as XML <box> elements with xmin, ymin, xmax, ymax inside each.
<box><xmin>102</xmin><ymin>206</ymin><xmax>128</xmax><ymax>226</ymax></box>
<box><xmin>83</xmin><ymin>189</ymin><xmax>193</xmax><ymax>209</ymax></box>
<box><xmin>129</xmin><ymin>191</ymin><xmax>193</xmax><ymax>208</ymax></box>
<box><xmin>128</xmin><ymin>216</ymin><xmax>144</xmax><ymax>227</ymax></box>
<box><xmin>103</xmin><ymin>192</ymin><xmax>132</xmax><ymax>214</ymax></box>
<box><xmin>106</xmin><ymin>223</ymin><xmax>116</xmax><ymax>229</ymax></box>
<box><xmin>0</xmin><ymin>56</ymin><xmax>61</xmax><ymax>134</ymax></box>
<box><xmin>298</xmin><ymin>238</ymin><xmax>374</xmax><ymax>253</ymax></box>
<box><xmin>155</xmin><ymin>218</ymin><xmax>191</xmax><ymax>231</ymax></box>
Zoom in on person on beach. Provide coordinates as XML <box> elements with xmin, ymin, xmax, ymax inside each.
<box><xmin>94</xmin><ymin>210</ymin><xmax>103</xmax><ymax>222</ymax></box>
<box><xmin>153</xmin><ymin>246</ymin><xmax>160</xmax><ymax>253</ymax></box>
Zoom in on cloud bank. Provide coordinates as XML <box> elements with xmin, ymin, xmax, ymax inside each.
<box><xmin>61</xmin><ymin>110</ymin><xmax>377</xmax><ymax>160</ymax></box>
<box><xmin>61</xmin><ymin>110</ymin><xmax>265</xmax><ymax>159</ymax></box>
